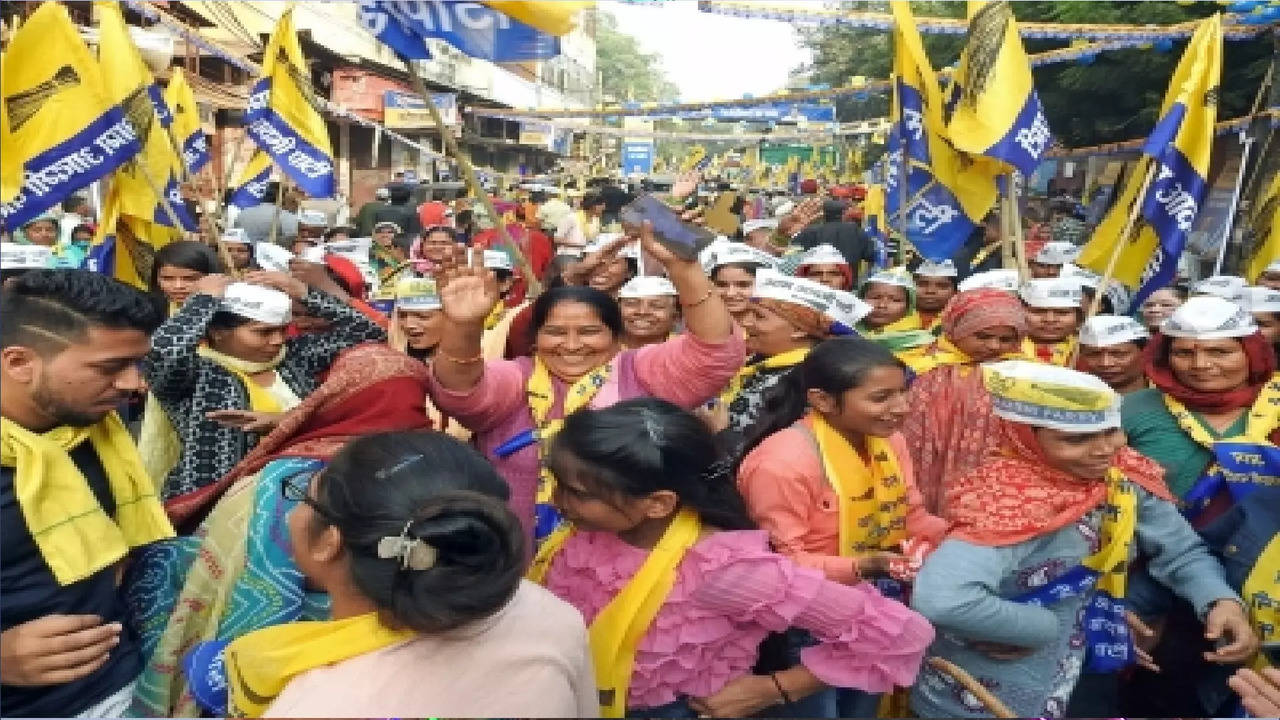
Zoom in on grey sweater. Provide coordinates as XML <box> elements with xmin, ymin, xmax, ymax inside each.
<box><xmin>909</xmin><ymin>481</ymin><xmax>1238</xmax><ymax>718</ymax></box>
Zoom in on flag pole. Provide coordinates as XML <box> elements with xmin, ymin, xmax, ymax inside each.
<box><xmin>397</xmin><ymin>53</ymin><xmax>542</xmax><ymax>297</ymax></box>
<box><xmin>267</xmin><ymin>171</ymin><xmax>287</xmax><ymax>248</ymax></box>
<box><xmin>1005</xmin><ymin>173</ymin><xmax>1029</xmax><ymax>282</ymax></box>
<box><xmin>1089</xmin><ymin>160</ymin><xmax>1158</xmax><ymax>321</ymax></box>
<box><xmin>1213</xmin><ymin>130</ymin><xmax>1254</xmax><ymax>276</ymax></box>
<box><xmin>897</xmin><ymin>140</ymin><xmax>908</xmax><ymax>266</ymax></box>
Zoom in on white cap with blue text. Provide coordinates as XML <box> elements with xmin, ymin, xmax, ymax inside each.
<box><xmin>957</xmin><ymin>269</ymin><xmax>1020</xmax><ymax>293</ymax></box>
<box><xmin>753</xmin><ymin>269</ymin><xmax>870</xmax><ymax>334</ymax></box>
<box><xmin>798</xmin><ymin>243</ymin><xmax>848</xmax><ymax>268</ymax></box>
<box><xmin>619</xmin><ymin>275</ymin><xmax>678</xmax><ymax>299</ymax></box>
<box><xmin>983</xmin><ymin>360</ymin><xmax>1121</xmax><ymax>432</ymax></box>
<box><xmin>1020</xmin><ymin>278</ymin><xmax>1084</xmax><ymax>309</ymax></box>
<box><xmin>700</xmin><ymin>239</ymin><xmax>778</xmax><ymax>274</ymax></box>
<box><xmin>254</xmin><ymin>242</ymin><xmax>295</xmax><ymax>273</ymax></box>
<box><xmin>220</xmin><ymin>228</ymin><xmax>250</xmax><ymax>245</ymax></box>
<box><xmin>914</xmin><ymin>258</ymin><xmax>958</xmax><ymax>278</ymax></box>
<box><xmin>1162</xmin><ymin>295</ymin><xmax>1258</xmax><ymax>339</ymax></box>
<box><xmin>220</xmin><ymin>283</ymin><xmax>292</xmax><ymax>325</ymax></box>
<box><xmin>1239</xmin><ymin>286</ymin><xmax>1280</xmax><ymax>314</ymax></box>
<box><xmin>1079</xmin><ymin>315</ymin><xmax>1150</xmax><ymax>348</ymax></box>
<box><xmin>1033</xmin><ymin>241</ymin><xmax>1080</xmax><ymax>266</ymax></box>
<box><xmin>1191</xmin><ymin>275</ymin><xmax>1246</xmax><ymax>302</ymax></box>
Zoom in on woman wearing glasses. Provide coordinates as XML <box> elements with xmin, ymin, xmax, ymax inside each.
<box><xmin>125</xmin><ymin>344</ymin><xmax>436</xmax><ymax>718</ymax></box>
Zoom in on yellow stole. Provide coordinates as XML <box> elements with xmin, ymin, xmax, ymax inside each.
<box><xmin>860</xmin><ymin>311</ymin><xmax>924</xmax><ymax>335</ymax></box>
<box><xmin>528</xmin><ymin>509</ymin><xmax>703</xmax><ymax>717</ymax></box>
<box><xmin>719</xmin><ymin>347</ymin><xmax>809</xmax><ymax>406</ymax></box>
<box><xmin>1022</xmin><ymin>336</ymin><xmax>1077</xmax><ymax>366</ymax></box>
<box><xmin>196</xmin><ymin>346</ymin><xmax>287</xmax><ymax>413</ymax></box>
<box><xmin>909</xmin><ymin>336</ymin><xmax>975</xmax><ymax>375</ymax></box>
<box><xmin>225</xmin><ymin>611</ymin><xmax>415</xmax><ymax>717</ymax></box>
<box><xmin>1162</xmin><ymin>375</ymin><xmax>1280</xmax><ymax>449</ymax></box>
<box><xmin>1243</xmin><ymin>533</ymin><xmax>1280</xmax><ymax>670</ymax></box>
<box><xmin>0</xmin><ymin>414</ymin><xmax>174</xmax><ymax>585</ymax></box>
<box><xmin>1087</xmin><ymin>470</ymin><xmax>1138</xmax><ymax>600</ymax></box>
<box><xmin>527</xmin><ymin>357</ymin><xmax>613</xmax><ymax>507</ymax></box>
<box><xmin>810</xmin><ymin>415</ymin><xmax>909</xmax><ymax>555</ymax></box>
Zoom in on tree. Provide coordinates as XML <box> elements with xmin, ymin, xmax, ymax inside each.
<box><xmin>798</xmin><ymin>1</ymin><xmax>1273</xmax><ymax>148</ymax></box>
<box><xmin>595</xmin><ymin>10</ymin><xmax>680</xmax><ymax>103</ymax></box>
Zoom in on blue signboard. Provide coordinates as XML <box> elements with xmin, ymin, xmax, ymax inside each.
<box><xmin>622</xmin><ymin>141</ymin><xmax>655</xmax><ymax>175</ymax></box>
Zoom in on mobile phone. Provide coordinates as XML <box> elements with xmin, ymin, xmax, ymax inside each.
<box><xmin>621</xmin><ymin>192</ymin><xmax>716</xmax><ymax>261</ymax></box>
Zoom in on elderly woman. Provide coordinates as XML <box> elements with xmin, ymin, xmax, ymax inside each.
<box><xmin>1076</xmin><ymin>315</ymin><xmax>1150</xmax><ymax>395</ymax></box>
<box><xmin>902</xmin><ymin>288</ymin><xmax>1028</xmax><ymax>515</ymax></box>
<box><xmin>723</xmin><ymin>270</ymin><xmax>869</xmax><ymax>435</ymax></box>
<box><xmin>911</xmin><ymin>360</ymin><xmax>1256</xmax><ymax>719</ymax></box>
<box><xmin>618</xmin><ymin>275</ymin><xmax>681</xmax><ymax>349</ymax></box>
<box><xmin>427</xmin><ymin>223</ymin><xmax>745</xmax><ymax>543</ymax></box>
<box><xmin>143</xmin><ymin>271</ymin><xmax>386</xmax><ymax>520</ymax></box>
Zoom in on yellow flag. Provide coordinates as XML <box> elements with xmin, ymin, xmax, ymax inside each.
<box><xmin>96</xmin><ymin>1</ymin><xmax>193</xmax><ymax>231</ymax></box>
<box><xmin>947</xmin><ymin>1</ymin><xmax>1048</xmax><ymax>177</ymax></box>
<box><xmin>681</xmin><ymin>145</ymin><xmax>707</xmax><ymax>172</ymax></box>
<box><xmin>164</xmin><ymin>67</ymin><xmax>209</xmax><ymax>174</ymax></box>
<box><xmin>0</xmin><ymin>2</ymin><xmax>142</xmax><ymax>230</ymax></box>
<box><xmin>89</xmin><ymin>181</ymin><xmax>178</xmax><ymax>289</ymax></box>
<box><xmin>1077</xmin><ymin>14</ymin><xmax>1222</xmax><ymax>306</ymax></box>
<box><xmin>1246</xmin><ymin>172</ymin><xmax>1279</xmax><ymax>282</ymax></box>
<box><xmin>479</xmin><ymin>1</ymin><xmax>590</xmax><ymax>36</ymax></box>
<box><xmin>245</xmin><ymin>6</ymin><xmax>335</xmax><ymax>198</ymax></box>
<box><xmin>228</xmin><ymin>150</ymin><xmax>274</xmax><ymax>209</ymax></box>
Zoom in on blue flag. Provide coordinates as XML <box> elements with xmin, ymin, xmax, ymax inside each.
<box><xmin>357</xmin><ymin>0</ymin><xmax>561</xmax><ymax>61</ymax></box>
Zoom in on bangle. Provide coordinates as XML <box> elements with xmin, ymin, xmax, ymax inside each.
<box><xmin>436</xmin><ymin>348</ymin><xmax>484</xmax><ymax>365</ymax></box>
<box><xmin>680</xmin><ymin>287</ymin><xmax>714</xmax><ymax>309</ymax></box>
<box><xmin>770</xmin><ymin>673</ymin><xmax>794</xmax><ymax>705</ymax></box>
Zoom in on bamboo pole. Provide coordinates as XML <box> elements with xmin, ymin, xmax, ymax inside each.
<box><xmin>1005</xmin><ymin>174</ymin><xmax>1030</xmax><ymax>282</ymax></box>
<box><xmin>266</xmin><ymin>173</ymin><xmax>288</xmax><ymax>248</ymax></box>
<box><xmin>397</xmin><ymin>53</ymin><xmax>543</xmax><ymax>297</ymax></box>
<box><xmin>1087</xmin><ymin>160</ymin><xmax>1159</xmax><ymax>320</ymax></box>
<box><xmin>926</xmin><ymin>657</ymin><xmax>1016</xmax><ymax>718</ymax></box>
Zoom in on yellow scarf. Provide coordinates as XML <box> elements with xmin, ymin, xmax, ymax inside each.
<box><xmin>196</xmin><ymin>345</ymin><xmax>289</xmax><ymax>413</ymax></box>
<box><xmin>1163</xmin><ymin>376</ymin><xmax>1280</xmax><ymax>449</ymax></box>
<box><xmin>719</xmin><ymin>347</ymin><xmax>809</xmax><ymax>406</ymax></box>
<box><xmin>225</xmin><ymin>611</ymin><xmax>415</xmax><ymax>717</ymax></box>
<box><xmin>1243</xmin><ymin>532</ymin><xmax>1280</xmax><ymax>670</ymax></box>
<box><xmin>528</xmin><ymin>356</ymin><xmax>613</xmax><ymax>507</ymax></box>
<box><xmin>1022</xmin><ymin>336</ymin><xmax>1077</xmax><ymax>367</ymax></box>
<box><xmin>810</xmin><ymin>414</ymin><xmax>909</xmax><ymax>555</ymax></box>
<box><xmin>528</xmin><ymin>509</ymin><xmax>702</xmax><ymax>717</ymax></box>
<box><xmin>861</xmin><ymin>311</ymin><xmax>924</xmax><ymax>335</ymax></box>
<box><xmin>0</xmin><ymin>413</ymin><xmax>174</xmax><ymax>585</ymax></box>
<box><xmin>483</xmin><ymin>301</ymin><xmax>507</xmax><ymax>331</ymax></box>
<box><xmin>1087</xmin><ymin>470</ymin><xmax>1137</xmax><ymax>601</ymax></box>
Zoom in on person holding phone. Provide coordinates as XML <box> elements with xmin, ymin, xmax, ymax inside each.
<box><xmin>427</xmin><ymin>222</ymin><xmax>744</xmax><ymax>544</ymax></box>
<box><xmin>142</xmin><ymin>271</ymin><xmax>386</xmax><ymax>520</ymax></box>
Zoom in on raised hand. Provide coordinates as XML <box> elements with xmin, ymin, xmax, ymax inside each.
<box><xmin>191</xmin><ymin>273</ymin><xmax>232</xmax><ymax>298</ymax></box>
<box><xmin>241</xmin><ymin>270</ymin><xmax>308</xmax><ymax>300</ymax></box>
<box><xmin>438</xmin><ymin>246</ymin><xmax>500</xmax><ymax>325</ymax></box>
<box><xmin>671</xmin><ymin>170</ymin><xmax>703</xmax><ymax>202</ymax></box>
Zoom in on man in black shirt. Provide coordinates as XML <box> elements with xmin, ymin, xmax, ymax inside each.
<box><xmin>1</xmin><ymin>270</ymin><xmax>168</xmax><ymax>717</ymax></box>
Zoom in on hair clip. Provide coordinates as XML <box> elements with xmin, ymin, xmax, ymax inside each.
<box><xmin>376</xmin><ymin>520</ymin><xmax>437</xmax><ymax>571</ymax></box>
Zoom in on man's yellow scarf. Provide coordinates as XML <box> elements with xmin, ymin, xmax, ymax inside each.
<box><xmin>528</xmin><ymin>509</ymin><xmax>702</xmax><ymax>717</ymax></box>
<box><xmin>0</xmin><ymin>413</ymin><xmax>174</xmax><ymax>585</ymax></box>
<box><xmin>225</xmin><ymin>611</ymin><xmax>415</xmax><ymax>717</ymax></box>
<box><xmin>528</xmin><ymin>357</ymin><xmax>613</xmax><ymax>508</ymax></box>
<box><xmin>811</xmin><ymin>414</ymin><xmax>909</xmax><ymax>555</ymax></box>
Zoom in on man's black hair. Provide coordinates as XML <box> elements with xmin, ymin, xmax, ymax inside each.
<box><xmin>1</xmin><ymin>270</ymin><xmax>163</xmax><ymax>354</ymax></box>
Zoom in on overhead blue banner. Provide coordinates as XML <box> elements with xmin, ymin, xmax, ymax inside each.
<box><xmin>357</xmin><ymin>0</ymin><xmax>561</xmax><ymax>62</ymax></box>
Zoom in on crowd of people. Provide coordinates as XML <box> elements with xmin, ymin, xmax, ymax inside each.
<box><xmin>1</xmin><ymin>171</ymin><xmax>1279</xmax><ymax>719</ymax></box>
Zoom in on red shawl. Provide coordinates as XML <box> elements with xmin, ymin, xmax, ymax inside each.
<box><xmin>946</xmin><ymin>421</ymin><xmax>1174</xmax><ymax>547</ymax></box>
<box><xmin>165</xmin><ymin>343</ymin><xmax>432</xmax><ymax>528</ymax></box>
<box><xmin>1143</xmin><ymin>331</ymin><xmax>1277</xmax><ymax>414</ymax></box>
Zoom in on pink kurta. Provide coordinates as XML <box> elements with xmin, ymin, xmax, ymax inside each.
<box><xmin>542</xmin><ymin>529</ymin><xmax>934</xmax><ymax>711</ymax></box>
<box><xmin>737</xmin><ymin>423</ymin><xmax>948</xmax><ymax>583</ymax></box>
<box><xmin>428</xmin><ymin>330</ymin><xmax>746</xmax><ymax>539</ymax></box>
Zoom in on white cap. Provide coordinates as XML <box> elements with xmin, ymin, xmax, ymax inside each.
<box><xmin>394</xmin><ymin>277</ymin><xmax>441</xmax><ymax>311</ymax></box>
<box><xmin>743</xmin><ymin>218</ymin><xmax>779</xmax><ymax>234</ymax></box>
<box><xmin>753</xmin><ymin>269</ymin><xmax>871</xmax><ymax>333</ymax></box>
<box><xmin>701</xmin><ymin>240</ymin><xmax>778</xmax><ymax>274</ymax></box>
<box><xmin>1060</xmin><ymin>263</ymin><xmax>1101</xmax><ymax>289</ymax></box>
<box><xmin>324</xmin><ymin>237</ymin><xmax>372</xmax><ymax>262</ymax></box>
<box><xmin>983</xmin><ymin>360</ymin><xmax>1121</xmax><ymax>432</ymax></box>
<box><xmin>957</xmin><ymin>268</ymin><xmax>1020</xmax><ymax>293</ymax></box>
<box><xmin>618</xmin><ymin>275</ymin><xmax>678</xmax><ymax>299</ymax></box>
<box><xmin>220</xmin><ymin>228</ymin><xmax>250</xmax><ymax>245</ymax></box>
<box><xmin>773</xmin><ymin>200</ymin><xmax>796</xmax><ymax>218</ymax></box>
<box><xmin>1263</xmin><ymin>259</ymin><xmax>1280</xmax><ymax>276</ymax></box>
<box><xmin>1020</xmin><ymin>278</ymin><xmax>1084</xmax><ymax>309</ymax></box>
<box><xmin>863</xmin><ymin>266</ymin><xmax>915</xmax><ymax>290</ymax></box>
<box><xmin>584</xmin><ymin>232</ymin><xmax>624</xmax><ymax>255</ymax></box>
<box><xmin>372</xmin><ymin>220</ymin><xmax>402</xmax><ymax>234</ymax></box>
<box><xmin>1079</xmin><ymin>315</ymin><xmax>1150</xmax><ymax>348</ymax></box>
<box><xmin>254</xmin><ymin>242</ymin><xmax>294</xmax><ymax>272</ymax></box>
<box><xmin>1191</xmin><ymin>275</ymin><xmax>1247</xmax><ymax>302</ymax></box>
<box><xmin>797</xmin><ymin>244</ymin><xmax>848</xmax><ymax>268</ymax></box>
<box><xmin>1033</xmin><ymin>241</ymin><xmax>1079</xmax><ymax>266</ymax></box>
<box><xmin>1162</xmin><ymin>295</ymin><xmax>1258</xmax><ymax>339</ymax></box>
<box><xmin>482</xmin><ymin>249</ymin><xmax>514</xmax><ymax>272</ymax></box>
<box><xmin>300</xmin><ymin>245</ymin><xmax>328</xmax><ymax>264</ymax></box>
<box><xmin>1</xmin><ymin>242</ymin><xmax>53</xmax><ymax>270</ymax></box>
<box><xmin>1239</xmin><ymin>286</ymin><xmax>1280</xmax><ymax>314</ymax></box>
<box><xmin>220</xmin><ymin>283</ymin><xmax>292</xmax><ymax>325</ymax></box>
<box><xmin>297</xmin><ymin>209</ymin><xmax>328</xmax><ymax>227</ymax></box>
<box><xmin>914</xmin><ymin>258</ymin><xmax>958</xmax><ymax>278</ymax></box>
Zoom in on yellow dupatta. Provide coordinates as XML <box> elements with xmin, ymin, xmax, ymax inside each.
<box><xmin>1243</xmin><ymin>533</ymin><xmax>1280</xmax><ymax>670</ymax></box>
<box><xmin>528</xmin><ymin>509</ymin><xmax>703</xmax><ymax>717</ymax></box>
<box><xmin>527</xmin><ymin>356</ymin><xmax>613</xmax><ymax>507</ymax></box>
<box><xmin>1087</xmin><ymin>470</ymin><xmax>1138</xmax><ymax>601</ymax></box>
<box><xmin>225</xmin><ymin>611</ymin><xmax>416</xmax><ymax>717</ymax></box>
<box><xmin>719</xmin><ymin>347</ymin><xmax>809</xmax><ymax>406</ymax></box>
<box><xmin>0</xmin><ymin>413</ymin><xmax>174</xmax><ymax>585</ymax></box>
<box><xmin>1162</xmin><ymin>376</ymin><xmax>1280</xmax><ymax>450</ymax></box>
<box><xmin>196</xmin><ymin>345</ymin><xmax>292</xmax><ymax>413</ymax></box>
<box><xmin>810</xmin><ymin>414</ymin><xmax>909</xmax><ymax>555</ymax></box>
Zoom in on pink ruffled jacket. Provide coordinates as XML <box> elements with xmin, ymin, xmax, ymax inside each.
<box><xmin>543</xmin><ymin>529</ymin><xmax>934</xmax><ymax>711</ymax></box>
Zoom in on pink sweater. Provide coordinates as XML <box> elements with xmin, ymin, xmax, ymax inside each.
<box><xmin>737</xmin><ymin>424</ymin><xmax>948</xmax><ymax>583</ymax></box>
<box><xmin>428</xmin><ymin>330</ymin><xmax>746</xmax><ymax>539</ymax></box>
<box><xmin>543</xmin><ymin>529</ymin><xmax>934</xmax><ymax>711</ymax></box>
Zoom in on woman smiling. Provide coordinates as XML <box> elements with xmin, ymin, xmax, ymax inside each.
<box><xmin>427</xmin><ymin>222</ymin><xmax>744</xmax><ymax>543</ymax></box>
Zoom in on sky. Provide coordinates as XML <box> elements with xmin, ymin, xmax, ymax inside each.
<box><xmin>601</xmin><ymin>1</ymin><xmax>813</xmax><ymax>102</ymax></box>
